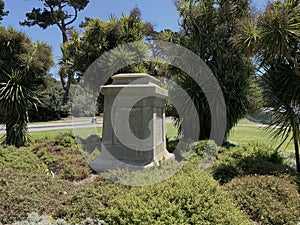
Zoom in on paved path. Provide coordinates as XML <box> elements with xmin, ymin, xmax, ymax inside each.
<box><xmin>0</xmin><ymin>121</ymin><xmax>103</xmax><ymax>134</ymax></box>
<box><xmin>237</xmin><ymin>123</ymin><xmax>268</xmax><ymax>127</ymax></box>
<box><xmin>0</xmin><ymin>118</ymin><xmax>175</xmax><ymax>134</ymax></box>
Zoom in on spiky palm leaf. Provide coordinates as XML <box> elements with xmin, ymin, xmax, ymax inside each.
<box><xmin>261</xmin><ymin>63</ymin><xmax>300</xmax><ymax>171</ymax></box>
<box><xmin>0</xmin><ymin>70</ymin><xmax>41</xmax><ymax>147</ymax></box>
<box><xmin>233</xmin><ymin>0</ymin><xmax>300</xmax><ymax>172</ymax></box>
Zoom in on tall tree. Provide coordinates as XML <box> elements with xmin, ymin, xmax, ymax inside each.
<box><xmin>166</xmin><ymin>0</ymin><xmax>254</xmax><ymax>141</ymax></box>
<box><xmin>20</xmin><ymin>0</ymin><xmax>89</xmax><ymax>43</ymax></box>
<box><xmin>233</xmin><ymin>0</ymin><xmax>300</xmax><ymax>172</ymax></box>
<box><xmin>0</xmin><ymin>0</ymin><xmax>8</xmax><ymax>22</ymax></box>
<box><xmin>20</xmin><ymin>0</ymin><xmax>89</xmax><ymax>105</ymax></box>
<box><xmin>0</xmin><ymin>27</ymin><xmax>53</xmax><ymax>147</ymax></box>
<box><xmin>60</xmin><ymin>8</ymin><xmax>154</xmax><ymax>114</ymax></box>
<box><xmin>60</xmin><ymin>7</ymin><xmax>153</xmax><ymax>83</ymax></box>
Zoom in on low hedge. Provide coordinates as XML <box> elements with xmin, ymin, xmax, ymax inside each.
<box><xmin>100</xmin><ymin>165</ymin><xmax>251</xmax><ymax>225</ymax></box>
<box><xmin>0</xmin><ymin>168</ymin><xmax>73</xmax><ymax>224</ymax></box>
<box><xmin>226</xmin><ymin>175</ymin><xmax>300</xmax><ymax>225</ymax></box>
<box><xmin>211</xmin><ymin>144</ymin><xmax>295</xmax><ymax>183</ymax></box>
<box><xmin>0</xmin><ymin>133</ymin><xmax>90</xmax><ymax>181</ymax></box>
<box><xmin>0</xmin><ymin>165</ymin><xmax>251</xmax><ymax>225</ymax></box>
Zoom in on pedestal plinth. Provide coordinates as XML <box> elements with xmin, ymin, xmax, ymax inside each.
<box><xmin>89</xmin><ymin>73</ymin><xmax>174</xmax><ymax>172</ymax></box>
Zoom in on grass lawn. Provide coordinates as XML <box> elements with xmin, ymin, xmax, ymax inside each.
<box><xmin>30</xmin><ymin>127</ymin><xmax>103</xmax><ymax>142</ymax></box>
<box><xmin>166</xmin><ymin>123</ymin><xmax>178</xmax><ymax>139</ymax></box>
<box><xmin>28</xmin><ymin>118</ymin><xmax>295</xmax><ymax>153</ymax></box>
<box><xmin>30</xmin><ymin>123</ymin><xmax>178</xmax><ymax>142</ymax></box>
<box><xmin>28</xmin><ymin>116</ymin><xmax>103</xmax><ymax>125</ymax></box>
<box><xmin>165</xmin><ymin>118</ymin><xmax>295</xmax><ymax>153</ymax></box>
<box><xmin>228</xmin><ymin>119</ymin><xmax>294</xmax><ymax>153</ymax></box>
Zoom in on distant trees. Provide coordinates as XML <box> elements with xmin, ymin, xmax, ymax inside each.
<box><xmin>162</xmin><ymin>0</ymin><xmax>254</xmax><ymax>141</ymax></box>
<box><xmin>20</xmin><ymin>0</ymin><xmax>90</xmax><ymax>105</ymax></box>
<box><xmin>233</xmin><ymin>0</ymin><xmax>300</xmax><ymax>172</ymax></box>
<box><xmin>29</xmin><ymin>75</ymin><xmax>67</xmax><ymax>121</ymax></box>
<box><xmin>0</xmin><ymin>27</ymin><xmax>53</xmax><ymax>146</ymax></box>
<box><xmin>0</xmin><ymin>0</ymin><xmax>8</xmax><ymax>22</ymax></box>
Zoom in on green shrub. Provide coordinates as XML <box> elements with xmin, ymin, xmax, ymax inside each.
<box><xmin>32</xmin><ymin>133</ymin><xmax>90</xmax><ymax>181</ymax></box>
<box><xmin>0</xmin><ymin>168</ymin><xmax>72</xmax><ymax>224</ymax></box>
<box><xmin>1</xmin><ymin>163</ymin><xmax>252</xmax><ymax>225</ymax></box>
<box><xmin>0</xmin><ymin>167</ymin><xmax>116</xmax><ymax>224</ymax></box>
<box><xmin>176</xmin><ymin>140</ymin><xmax>221</xmax><ymax>171</ymax></box>
<box><xmin>52</xmin><ymin>176</ymin><xmax>126</xmax><ymax>223</ymax></box>
<box><xmin>168</xmin><ymin>139</ymin><xmax>220</xmax><ymax>164</ymax></box>
<box><xmin>211</xmin><ymin>144</ymin><xmax>295</xmax><ymax>183</ymax></box>
<box><xmin>0</xmin><ymin>146</ymin><xmax>47</xmax><ymax>172</ymax></box>
<box><xmin>190</xmin><ymin>140</ymin><xmax>219</xmax><ymax>158</ymax></box>
<box><xmin>226</xmin><ymin>175</ymin><xmax>300</xmax><ymax>225</ymax></box>
<box><xmin>0</xmin><ymin>133</ymin><xmax>90</xmax><ymax>181</ymax></box>
<box><xmin>102</xmin><ymin>165</ymin><xmax>251</xmax><ymax>225</ymax></box>
<box><xmin>54</xmin><ymin>134</ymin><xmax>77</xmax><ymax>147</ymax></box>
<box><xmin>103</xmin><ymin>159</ymin><xmax>182</xmax><ymax>186</ymax></box>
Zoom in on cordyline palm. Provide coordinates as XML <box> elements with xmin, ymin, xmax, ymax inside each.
<box><xmin>0</xmin><ymin>70</ymin><xmax>41</xmax><ymax>147</ymax></box>
<box><xmin>261</xmin><ymin>64</ymin><xmax>300</xmax><ymax>171</ymax></box>
<box><xmin>233</xmin><ymin>0</ymin><xmax>300</xmax><ymax>172</ymax></box>
<box><xmin>0</xmin><ymin>28</ymin><xmax>53</xmax><ymax>147</ymax></box>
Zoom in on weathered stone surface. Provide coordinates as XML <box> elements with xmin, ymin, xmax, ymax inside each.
<box><xmin>89</xmin><ymin>73</ymin><xmax>174</xmax><ymax>172</ymax></box>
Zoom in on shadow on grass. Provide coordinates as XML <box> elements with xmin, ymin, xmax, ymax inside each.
<box><xmin>78</xmin><ymin>134</ymin><xmax>102</xmax><ymax>154</ymax></box>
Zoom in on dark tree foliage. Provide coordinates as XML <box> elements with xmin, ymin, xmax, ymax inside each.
<box><xmin>0</xmin><ymin>27</ymin><xmax>53</xmax><ymax>147</ymax></box>
<box><xmin>161</xmin><ymin>0</ymin><xmax>254</xmax><ymax>142</ymax></box>
<box><xmin>71</xmin><ymin>7</ymin><xmax>153</xmax><ymax>76</ymax></box>
<box><xmin>20</xmin><ymin>0</ymin><xmax>89</xmax><ymax>43</ymax></box>
<box><xmin>60</xmin><ymin>7</ymin><xmax>154</xmax><ymax>114</ymax></box>
<box><xmin>0</xmin><ymin>0</ymin><xmax>8</xmax><ymax>22</ymax></box>
<box><xmin>28</xmin><ymin>75</ymin><xmax>67</xmax><ymax>121</ymax></box>
<box><xmin>20</xmin><ymin>0</ymin><xmax>90</xmax><ymax>107</ymax></box>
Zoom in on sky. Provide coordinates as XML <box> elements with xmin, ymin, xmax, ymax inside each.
<box><xmin>1</xmin><ymin>0</ymin><xmax>268</xmax><ymax>76</ymax></box>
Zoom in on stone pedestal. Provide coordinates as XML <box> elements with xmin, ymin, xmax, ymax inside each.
<box><xmin>89</xmin><ymin>73</ymin><xmax>174</xmax><ymax>172</ymax></box>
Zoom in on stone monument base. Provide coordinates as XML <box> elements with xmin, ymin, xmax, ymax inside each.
<box><xmin>89</xmin><ymin>73</ymin><xmax>174</xmax><ymax>173</ymax></box>
<box><xmin>89</xmin><ymin>149</ymin><xmax>175</xmax><ymax>172</ymax></box>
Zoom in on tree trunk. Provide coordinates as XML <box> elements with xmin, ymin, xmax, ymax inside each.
<box><xmin>5</xmin><ymin>115</ymin><xmax>28</xmax><ymax>147</ymax></box>
<box><xmin>63</xmin><ymin>88</ymin><xmax>72</xmax><ymax>116</ymax></box>
<box><xmin>62</xmin><ymin>31</ymin><xmax>68</xmax><ymax>44</ymax></box>
<box><xmin>59</xmin><ymin>25</ymin><xmax>72</xmax><ymax>116</ymax></box>
<box><xmin>292</xmin><ymin>122</ymin><xmax>300</xmax><ymax>173</ymax></box>
<box><xmin>290</xmin><ymin>112</ymin><xmax>300</xmax><ymax>173</ymax></box>
<box><xmin>294</xmin><ymin>134</ymin><xmax>300</xmax><ymax>173</ymax></box>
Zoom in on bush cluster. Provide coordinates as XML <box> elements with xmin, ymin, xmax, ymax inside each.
<box><xmin>167</xmin><ymin>139</ymin><xmax>220</xmax><ymax>164</ymax></box>
<box><xmin>211</xmin><ymin>144</ymin><xmax>294</xmax><ymax>183</ymax></box>
<box><xmin>0</xmin><ymin>146</ymin><xmax>47</xmax><ymax>172</ymax></box>
<box><xmin>101</xmin><ymin>165</ymin><xmax>251</xmax><ymax>225</ymax></box>
<box><xmin>32</xmin><ymin>133</ymin><xmax>90</xmax><ymax>181</ymax></box>
<box><xmin>1</xmin><ymin>134</ymin><xmax>299</xmax><ymax>225</ymax></box>
<box><xmin>0</xmin><ymin>162</ymin><xmax>251</xmax><ymax>225</ymax></box>
<box><xmin>0</xmin><ymin>168</ymin><xmax>72</xmax><ymax>224</ymax></box>
<box><xmin>225</xmin><ymin>175</ymin><xmax>300</xmax><ymax>225</ymax></box>
<box><xmin>0</xmin><ymin>133</ymin><xmax>90</xmax><ymax>181</ymax></box>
